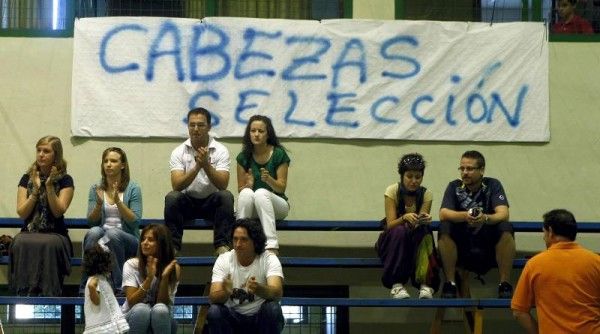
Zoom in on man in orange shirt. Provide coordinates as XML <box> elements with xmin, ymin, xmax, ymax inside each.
<box><xmin>511</xmin><ymin>209</ymin><xmax>600</xmax><ymax>333</ymax></box>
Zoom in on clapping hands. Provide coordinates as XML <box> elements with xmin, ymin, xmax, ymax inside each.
<box><xmin>46</xmin><ymin>166</ymin><xmax>59</xmax><ymax>186</ymax></box>
<box><xmin>95</xmin><ymin>187</ymin><xmax>104</xmax><ymax>206</ymax></box>
<box><xmin>194</xmin><ymin>147</ymin><xmax>209</xmax><ymax>168</ymax></box>
<box><xmin>109</xmin><ymin>181</ymin><xmax>120</xmax><ymax>204</ymax></box>
<box><xmin>32</xmin><ymin>171</ymin><xmax>42</xmax><ymax>193</ymax></box>
<box><xmin>246</xmin><ymin>276</ymin><xmax>259</xmax><ymax>295</ymax></box>
<box><xmin>162</xmin><ymin>259</ymin><xmax>180</xmax><ymax>279</ymax></box>
<box><xmin>34</xmin><ymin>166</ymin><xmax>59</xmax><ymax>189</ymax></box>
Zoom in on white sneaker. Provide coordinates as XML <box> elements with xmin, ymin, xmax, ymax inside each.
<box><xmin>390</xmin><ymin>284</ymin><xmax>410</xmax><ymax>299</ymax></box>
<box><xmin>418</xmin><ymin>285</ymin><xmax>434</xmax><ymax>299</ymax></box>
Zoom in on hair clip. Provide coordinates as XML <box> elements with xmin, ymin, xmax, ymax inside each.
<box><xmin>98</xmin><ymin>236</ymin><xmax>110</xmax><ymax>253</ymax></box>
<box><xmin>402</xmin><ymin>156</ymin><xmax>424</xmax><ymax>166</ymax></box>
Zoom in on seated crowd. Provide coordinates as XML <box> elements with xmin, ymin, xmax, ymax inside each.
<box><xmin>7</xmin><ymin>107</ymin><xmax>600</xmax><ymax>333</ymax></box>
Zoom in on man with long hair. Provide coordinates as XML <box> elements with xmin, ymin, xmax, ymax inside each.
<box><xmin>207</xmin><ymin>218</ymin><xmax>284</xmax><ymax>334</ymax></box>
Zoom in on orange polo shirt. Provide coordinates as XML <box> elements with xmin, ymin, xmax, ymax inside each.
<box><xmin>511</xmin><ymin>242</ymin><xmax>600</xmax><ymax>333</ymax></box>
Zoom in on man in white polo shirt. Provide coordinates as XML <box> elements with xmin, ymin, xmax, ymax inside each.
<box><xmin>164</xmin><ymin>107</ymin><xmax>234</xmax><ymax>255</ymax></box>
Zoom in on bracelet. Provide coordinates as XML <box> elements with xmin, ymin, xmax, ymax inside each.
<box><xmin>139</xmin><ymin>285</ymin><xmax>148</xmax><ymax>294</ymax></box>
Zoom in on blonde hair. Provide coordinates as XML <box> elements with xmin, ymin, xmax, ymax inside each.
<box><xmin>27</xmin><ymin>135</ymin><xmax>67</xmax><ymax>180</ymax></box>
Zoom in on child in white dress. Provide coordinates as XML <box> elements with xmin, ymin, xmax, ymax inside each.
<box><xmin>83</xmin><ymin>241</ymin><xmax>129</xmax><ymax>334</ymax></box>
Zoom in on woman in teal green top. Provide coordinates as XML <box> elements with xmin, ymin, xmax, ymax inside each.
<box><xmin>236</xmin><ymin>115</ymin><xmax>290</xmax><ymax>254</ymax></box>
<box><xmin>80</xmin><ymin>147</ymin><xmax>142</xmax><ymax>294</ymax></box>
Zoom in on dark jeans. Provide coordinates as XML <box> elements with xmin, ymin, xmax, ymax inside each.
<box><xmin>206</xmin><ymin>301</ymin><xmax>284</xmax><ymax>334</ymax></box>
<box><xmin>164</xmin><ymin>190</ymin><xmax>234</xmax><ymax>251</ymax></box>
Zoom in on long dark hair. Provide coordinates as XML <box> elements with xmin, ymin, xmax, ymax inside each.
<box><xmin>396</xmin><ymin>153</ymin><xmax>427</xmax><ymax>211</ymax></box>
<box><xmin>232</xmin><ymin>218</ymin><xmax>267</xmax><ymax>255</ymax></box>
<box><xmin>241</xmin><ymin>115</ymin><xmax>283</xmax><ymax>170</ymax></box>
<box><xmin>137</xmin><ymin>224</ymin><xmax>176</xmax><ymax>282</ymax></box>
<box><xmin>99</xmin><ymin>147</ymin><xmax>130</xmax><ymax>192</ymax></box>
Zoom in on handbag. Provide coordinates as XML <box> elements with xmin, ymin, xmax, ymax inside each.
<box><xmin>0</xmin><ymin>234</ymin><xmax>13</xmax><ymax>256</ymax></box>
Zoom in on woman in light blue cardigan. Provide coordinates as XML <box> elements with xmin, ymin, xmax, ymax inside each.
<box><xmin>80</xmin><ymin>147</ymin><xmax>142</xmax><ymax>294</ymax></box>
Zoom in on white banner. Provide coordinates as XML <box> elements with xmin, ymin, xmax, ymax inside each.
<box><xmin>72</xmin><ymin>17</ymin><xmax>549</xmax><ymax>141</ymax></box>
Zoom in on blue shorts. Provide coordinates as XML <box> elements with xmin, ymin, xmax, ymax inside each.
<box><xmin>439</xmin><ymin>220</ymin><xmax>513</xmax><ymax>273</ymax></box>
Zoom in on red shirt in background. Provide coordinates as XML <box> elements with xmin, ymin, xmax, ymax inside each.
<box><xmin>552</xmin><ymin>15</ymin><xmax>595</xmax><ymax>34</ymax></box>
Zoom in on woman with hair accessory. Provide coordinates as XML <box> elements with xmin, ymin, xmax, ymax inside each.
<box><xmin>83</xmin><ymin>241</ymin><xmax>129</xmax><ymax>334</ymax></box>
<box><xmin>236</xmin><ymin>115</ymin><xmax>290</xmax><ymax>255</ymax></box>
<box><xmin>122</xmin><ymin>224</ymin><xmax>180</xmax><ymax>334</ymax></box>
<box><xmin>11</xmin><ymin>135</ymin><xmax>74</xmax><ymax>296</ymax></box>
<box><xmin>81</xmin><ymin>147</ymin><xmax>142</xmax><ymax>295</ymax></box>
<box><xmin>375</xmin><ymin>153</ymin><xmax>440</xmax><ymax>299</ymax></box>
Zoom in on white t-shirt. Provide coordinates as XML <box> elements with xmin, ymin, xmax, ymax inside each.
<box><xmin>169</xmin><ymin>137</ymin><xmax>230</xmax><ymax>199</ymax></box>
<box><xmin>121</xmin><ymin>258</ymin><xmax>179</xmax><ymax>313</ymax></box>
<box><xmin>212</xmin><ymin>251</ymin><xmax>284</xmax><ymax>315</ymax></box>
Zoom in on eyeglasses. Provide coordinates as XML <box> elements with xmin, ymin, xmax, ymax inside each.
<box><xmin>458</xmin><ymin>166</ymin><xmax>480</xmax><ymax>173</ymax></box>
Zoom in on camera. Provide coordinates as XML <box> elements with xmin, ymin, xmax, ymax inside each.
<box><xmin>468</xmin><ymin>207</ymin><xmax>482</xmax><ymax>217</ymax></box>
<box><xmin>230</xmin><ymin>288</ymin><xmax>255</xmax><ymax>304</ymax></box>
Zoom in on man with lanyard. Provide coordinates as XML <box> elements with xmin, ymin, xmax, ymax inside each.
<box><xmin>164</xmin><ymin>107</ymin><xmax>235</xmax><ymax>255</ymax></box>
<box><xmin>438</xmin><ymin>150</ymin><xmax>515</xmax><ymax>298</ymax></box>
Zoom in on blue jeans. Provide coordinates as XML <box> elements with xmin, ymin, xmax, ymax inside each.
<box><xmin>80</xmin><ymin>226</ymin><xmax>138</xmax><ymax>293</ymax></box>
<box><xmin>125</xmin><ymin>303</ymin><xmax>177</xmax><ymax>334</ymax></box>
<box><xmin>207</xmin><ymin>301</ymin><xmax>284</xmax><ymax>334</ymax></box>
